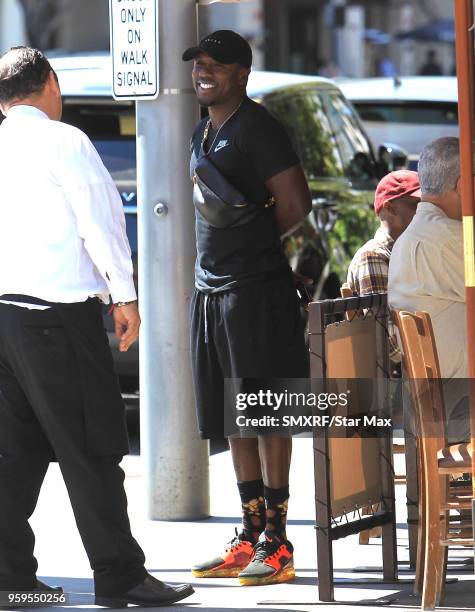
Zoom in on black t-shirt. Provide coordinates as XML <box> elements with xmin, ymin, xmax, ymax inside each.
<box><xmin>190</xmin><ymin>96</ymin><xmax>300</xmax><ymax>293</ymax></box>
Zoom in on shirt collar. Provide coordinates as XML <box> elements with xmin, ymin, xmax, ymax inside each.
<box><xmin>416</xmin><ymin>201</ymin><xmax>448</xmax><ymax>218</ymax></box>
<box><xmin>374</xmin><ymin>226</ymin><xmax>394</xmax><ymax>250</ymax></box>
<box><xmin>6</xmin><ymin>105</ymin><xmax>49</xmax><ymax>120</ymax></box>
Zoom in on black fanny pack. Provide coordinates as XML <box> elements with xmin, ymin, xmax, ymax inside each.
<box><xmin>192</xmin><ymin>154</ymin><xmax>274</xmax><ymax>229</ymax></box>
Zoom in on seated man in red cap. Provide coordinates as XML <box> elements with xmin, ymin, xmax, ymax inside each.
<box><xmin>346</xmin><ymin>170</ymin><xmax>421</xmax><ymax>363</ymax></box>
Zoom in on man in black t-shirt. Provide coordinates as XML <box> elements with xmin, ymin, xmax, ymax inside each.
<box><xmin>183</xmin><ymin>30</ymin><xmax>311</xmax><ymax>586</ymax></box>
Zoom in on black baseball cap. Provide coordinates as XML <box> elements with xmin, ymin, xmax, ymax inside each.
<box><xmin>182</xmin><ymin>30</ymin><xmax>252</xmax><ymax>69</ymax></box>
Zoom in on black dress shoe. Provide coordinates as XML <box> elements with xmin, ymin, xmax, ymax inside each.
<box><xmin>95</xmin><ymin>574</ymin><xmax>194</xmax><ymax>607</ymax></box>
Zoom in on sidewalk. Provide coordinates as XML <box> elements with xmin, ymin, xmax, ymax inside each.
<box><xmin>30</xmin><ymin>436</ymin><xmax>475</xmax><ymax>611</ymax></box>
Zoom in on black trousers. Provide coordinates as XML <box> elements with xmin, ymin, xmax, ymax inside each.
<box><xmin>0</xmin><ymin>302</ymin><xmax>146</xmax><ymax>595</ymax></box>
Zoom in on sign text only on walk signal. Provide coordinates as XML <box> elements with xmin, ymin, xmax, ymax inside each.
<box><xmin>109</xmin><ymin>0</ymin><xmax>159</xmax><ymax>100</ymax></box>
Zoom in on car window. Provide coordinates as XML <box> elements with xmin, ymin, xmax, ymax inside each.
<box><xmin>61</xmin><ymin>102</ymin><xmax>136</xmax><ymax>182</ymax></box>
<box><xmin>354</xmin><ymin>102</ymin><xmax>458</xmax><ymax>125</ymax></box>
<box><xmin>263</xmin><ymin>89</ymin><xmax>344</xmax><ymax>179</ymax></box>
<box><xmin>322</xmin><ymin>91</ymin><xmax>375</xmax><ymax>182</ymax></box>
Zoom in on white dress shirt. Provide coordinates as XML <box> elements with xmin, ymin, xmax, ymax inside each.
<box><xmin>0</xmin><ymin>105</ymin><xmax>136</xmax><ymax>306</ymax></box>
<box><xmin>388</xmin><ymin>201</ymin><xmax>466</xmax><ymax>379</ymax></box>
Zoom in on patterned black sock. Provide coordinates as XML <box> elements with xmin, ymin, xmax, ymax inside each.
<box><xmin>264</xmin><ymin>484</ymin><xmax>289</xmax><ymax>540</ymax></box>
<box><xmin>237</xmin><ymin>479</ymin><xmax>266</xmax><ymax>543</ymax></box>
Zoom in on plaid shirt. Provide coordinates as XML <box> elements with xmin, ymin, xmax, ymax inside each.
<box><xmin>347</xmin><ymin>227</ymin><xmax>400</xmax><ymax>363</ymax></box>
<box><xmin>347</xmin><ymin>227</ymin><xmax>393</xmax><ymax>296</ymax></box>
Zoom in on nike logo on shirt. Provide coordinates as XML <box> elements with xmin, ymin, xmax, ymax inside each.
<box><xmin>214</xmin><ymin>140</ymin><xmax>229</xmax><ymax>152</ymax></box>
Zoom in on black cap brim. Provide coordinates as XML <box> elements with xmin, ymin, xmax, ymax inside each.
<box><xmin>182</xmin><ymin>44</ymin><xmax>244</xmax><ymax>66</ymax></box>
<box><xmin>182</xmin><ymin>46</ymin><xmax>203</xmax><ymax>62</ymax></box>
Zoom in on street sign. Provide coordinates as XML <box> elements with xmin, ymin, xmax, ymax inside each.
<box><xmin>109</xmin><ymin>0</ymin><xmax>159</xmax><ymax>100</ymax></box>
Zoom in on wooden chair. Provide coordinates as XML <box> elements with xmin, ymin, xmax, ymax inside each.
<box><xmin>394</xmin><ymin>310</ymin><xmax>472</xmax><ymax>611</ymax></box>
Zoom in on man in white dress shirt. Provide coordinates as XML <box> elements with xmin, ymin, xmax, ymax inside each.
<box><xmin>388</xmin><ymin>137</ymin><xmax>468</xmax><ymax>442</ymax></box>
<box><xmin>0</xmin><ymin>47</ymin><xmax>193</xmax><ymax>606</ymax></box>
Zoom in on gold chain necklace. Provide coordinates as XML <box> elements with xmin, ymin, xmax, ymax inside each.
<box><xmin>202</xmin><ymin>100</ymin><xmax>244</xmax><ymax>152</ymax></box>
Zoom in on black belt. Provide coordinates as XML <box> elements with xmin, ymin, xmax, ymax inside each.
<box><xmin>0</xmin><ymin>294</ymin><xmax>99</xmax><ymax>307</ymax></box>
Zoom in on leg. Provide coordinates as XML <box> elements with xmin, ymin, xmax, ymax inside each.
<box><xmin>230</xmin><ymin>438</ymin><xmax>266</xmax><ymax>541</ymax></box>
<box><xmin>214</xmin><ymin>275</ymin><xmax>305</xmax><ymax>586</ymax></box>
<box><xmin>258</xmin><ymin>436</ymin><xmax>292</xmax><ymax>489</ymax></box>
<box><xmin>57</xmin><ymin>454</ymin><xmax>146</xmax><ymax>595</ymax></box>
<box><xmin>259</xmin><ymin>436</ymin><xmax>291</xmax><ymax>538</ymax></box>
<box><xmin>190</xmin><ymin>295</ymin><xmax>259</xmax><ymax>577</ymax></box>
<box><xmin>0</xmin><ymin>355</ymin><xmax>51</xmax><ymax>589</ymax></box>
<box><xmin>1</xmin><ymin>305</ymin><xmax>146</xmax><ymax>595</ymax></box>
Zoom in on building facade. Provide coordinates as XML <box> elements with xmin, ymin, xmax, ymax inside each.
<box><xmin>0</xmin><ymin>0</ymin><xmax>456</xmax><ymax>78</ymax></box>
<box><xmin>263</xmin><ymin>0</ymin><xmax>455</xmax><ymax>77</ymax></box>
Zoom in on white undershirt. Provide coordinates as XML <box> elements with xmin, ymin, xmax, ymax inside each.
<box><xmin>0</xmin><ymin>105</ymin><xmax>136</xmax><ymax>309</ymax></box>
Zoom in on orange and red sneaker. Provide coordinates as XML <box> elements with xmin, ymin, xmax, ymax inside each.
<box><xmin>238</xmin><ymin>532</ymin><xmax>295</xmax><ymax>586</ymax></box>
<box><xmin>191</xmin><ymin>529</ymin><xmax>255</xmax><ymax>578</ymax></box>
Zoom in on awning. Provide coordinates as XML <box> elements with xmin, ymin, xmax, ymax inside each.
<box><xmin>397</xmin><ymin>18</ymin><xmax>455</xmax><ymax>44</ymax></box>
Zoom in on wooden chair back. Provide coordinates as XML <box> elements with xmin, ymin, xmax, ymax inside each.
<box><xmin>393</xmin><ymin>310</ymin><xmax>446</xmax><ymax>446</ymax></box>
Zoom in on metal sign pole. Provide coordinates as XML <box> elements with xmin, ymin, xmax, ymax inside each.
<box><xmin>136</xmin><ymin>0</ymin><xmax>210</xmax><ymax>520</ymax></box>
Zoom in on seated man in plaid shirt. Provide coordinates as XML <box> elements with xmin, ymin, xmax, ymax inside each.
<box><xmin>346</xmin><ymin>170</ymin><xmax>421</xmax><ymax>362</ymax></box>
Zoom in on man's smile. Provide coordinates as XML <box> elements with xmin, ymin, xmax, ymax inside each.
<box><xmin>196</xmin><ymin>81</ymin><xmax>217</xmax><ymax>91</ymax></box>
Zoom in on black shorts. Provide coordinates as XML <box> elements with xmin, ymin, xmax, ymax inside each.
<box><xmin>190</xmin><ymin>271</ymin><xmax>309</xmax><ymax>439</ymax></box>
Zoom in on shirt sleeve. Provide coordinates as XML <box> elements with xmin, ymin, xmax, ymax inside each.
<box><xmin>57</xmin><ymin>128</ymin><xmax>136</xmax><ymax>303</ymax></box>
<box><xmin>350</xmin><ymin>251</ymin><xmax>389</xmax><ymax>296</ymax></box>
<box><xmin>238</xmin><ymin>108</ymin><xmax>300</xmax><ymax>183</ymax></box>
<box><xmin>442</xmin><ymin>237</ymin><xmax>465</xmax><ymax>302</ymax></box>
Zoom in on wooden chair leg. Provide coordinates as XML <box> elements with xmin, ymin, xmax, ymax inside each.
<box><xmin>404</xmin><ymin>429</ymin><xmax>419</xmax><ymax>568</ymax></box>
<box><xmin>414</xmin><ymin>442</ymin><xmax>425</xmax><ymax>595</ymax></box>
<box><xmin>422</xmin><ymin>502</ymin><xmax>441</xmax><ymax>611</ymax></box>
<box><xmin>359</xmin><ymin>505</ymin><xmax>372</xmax><ymax>544</ymax></box>
<box><xmin>435</xmin><ymin>479</ymin><xmax>450</xmax><ymax>607</ymax></box>
<box><xmin>436</xmin><ymin>542</ymin><xmax>448</xmax><ymax>607</ymax></box>
<box><xmin>359</xmin><ymin>504</ymin><xmax>382</xmax><ymax>544</ymax></box>
<box><xmin>422</xmin><ymin>460</ymin><xmax>444</xmax><ymax>611</ymax></box>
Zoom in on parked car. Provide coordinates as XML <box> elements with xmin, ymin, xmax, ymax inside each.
<box><xmin>0</xmin><ymin>52</ymin><xmax>405</xmax><ymax>385</ymax></box>
<box><xmin>339</xmin><ymin>76</ymin><xmax>458</xmax><ymax>170</ymax></box>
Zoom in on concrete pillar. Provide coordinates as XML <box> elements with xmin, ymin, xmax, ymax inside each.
<box><xmin>136</xmin><ymin>0</ymin><xmax>210</xmax><ymax>520</ymax></box>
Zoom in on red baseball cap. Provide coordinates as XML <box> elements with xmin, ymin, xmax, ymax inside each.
<box><xmin>374</xmin><ymin>170</ymin><xmax>421</xmax><ymax>216</ymax></box>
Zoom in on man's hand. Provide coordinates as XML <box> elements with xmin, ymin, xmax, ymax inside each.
<box><xmin>113</xmin><ymin>302</ymin><xmax>140</xmax><ymax>352</ymax></box>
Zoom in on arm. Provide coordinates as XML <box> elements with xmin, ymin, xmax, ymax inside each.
<box><xmin>443</xmin><ymin>236</ymin><xmax>466</xmax><ymax>302</ymax></box>
<box><xmin>60</xmin><ymin>130</ymin><xmax>140</xmax><ymax>350</ymax></box>
<box><xmin>352</xmin><ymin>251</ymin><xmax>389</xmax><ymax>296</ymax></box>
<box><xmin>240</xmin><ymin>106</ymin><xmax>311</xmax><ymax>236</ymax></box>
<box><xmin>265</xmin><ymin>164</ymin><xmax>312</xmax><ymax>236</ymax></box>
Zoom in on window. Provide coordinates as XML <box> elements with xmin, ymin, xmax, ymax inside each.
<box><xmin>354</xmin><ymin>102</ymin><xmax>458</xmax><ymax>126</ymax></box>
<box><xmin>323</xmin><ymin>91</ymin><xmax>376</xmax><ymax>182</ymax></box>
<box><xmin>61</xmin><ymin>102</ymin><xmax>136</xmax><ymax>182</ymax></box>
<box><xmin>264</xmin><ymin>88</ymin><xmax>344</xmax><ymax>179</ymax></box>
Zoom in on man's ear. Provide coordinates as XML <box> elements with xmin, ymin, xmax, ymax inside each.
<box><xmin>455</xmin><ymin>175</ymin><xmax>463</xmax><ymax>196</ymax></box>
<box><xmin>238</xmin><ymin>67</ymin><xmax>250</xmax><ymax>87</ymax></box>
<box><xmin>383</xmin><ymin>202</ymin><xmax>396</xmax><ymax>217</ymax></box>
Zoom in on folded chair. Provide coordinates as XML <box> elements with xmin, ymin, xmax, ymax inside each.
<box><xmin>340</xmin><ymin>284</ymin><xmax>404</xmax><ymax>545</ymax></box>
<box><xmin>394</xmin><ymin>310</ymin><xmax>472</xmax><ymax>611</ymax></box>
<box><xmin>309</xmin><ymin>293</ymin><xmax>397</xmax><ymax>602</ymax></box>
